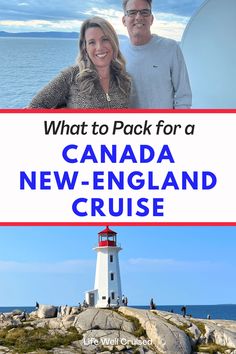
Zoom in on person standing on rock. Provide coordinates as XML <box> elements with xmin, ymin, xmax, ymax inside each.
<box><xmin>117</xmin><ymin>296</ymin><xmax>120</xmax><ymax>307</ymax></box>
<box><xmin>150</xmin><ymin>298</ymin><xmax>154</xmax><ymax>309</ymax></box>
<box><xmin>107</xmin><ymin>297</ymin><xmax>111</xmax><ymax>308</ymax></box>
<box><xmin>181</xmin><ymin>305</ymin><xmax>187</xmax><ymax>317</ymax></box>
<box><xmin>83</xmin><ymin>300</ymin><xmax>88</xmax><ymax>308</ymax></box>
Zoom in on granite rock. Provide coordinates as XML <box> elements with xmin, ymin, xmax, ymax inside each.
<box><xmin>1</xmin><ymin>307</ymin><xmax>236</xmax><ymax>353</ymax></box>
<box><xmin>119</xmin><ymin>306</ymin><xmax>192</xmax><ymax>354</ymax></box>
<box><xmin>37</xmin><ymin>304</ymin><xmax>58</xmax><ymax>318</ymax></box>
<box><xmin>73</xmin><ymin>308</ymin><xmax>135</xmax><ymax>332</ymax></box>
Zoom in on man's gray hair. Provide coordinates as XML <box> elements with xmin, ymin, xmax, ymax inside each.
<box><xmin>122</xmin><ymin>0</ymin><xmax>152</xmax><ymax>11</ymax></box>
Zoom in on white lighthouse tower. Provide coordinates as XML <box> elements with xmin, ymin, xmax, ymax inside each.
<box><xmin>85</xmin><ymin>226</ymin><xmax>122</xmax><ymax>308</ymax></box>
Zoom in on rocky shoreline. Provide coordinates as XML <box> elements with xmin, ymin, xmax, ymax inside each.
<box><xmin>0</xmin><ymin>305</ymin><xmax>236</xmax><ymax>353</ymax></box>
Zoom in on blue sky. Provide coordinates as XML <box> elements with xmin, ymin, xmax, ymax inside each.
<box><xmin>0</xmin><ymin>226</ymin><xmax>235</xmax><ymax>307</ymax></box>
<box><xmin>0</xmin><ymin>0</ymin><xmax>205</xmax><ymax>40</ymax></box>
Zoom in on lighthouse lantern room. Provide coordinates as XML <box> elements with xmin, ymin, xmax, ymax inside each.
<box><xmin>85</xmin><ymin>226</ymin><xmax>122</xmax><ymax>308</ymax></box>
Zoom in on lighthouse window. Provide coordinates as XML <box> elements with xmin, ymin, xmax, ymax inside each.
<box><xmin>102</xmin><ymin>296</ymin><xmax>106</xmax><ymax>300</ymax></box>
<box><xmin>111</xmin><ymin>292</ymin><xmax>115</xmax><ymax>300</ymax></box>
<box><xmin>110</xmin><ymin>273</ymin><xmax>114</xmax><ymax>281</ymax></box>
<box><xmin>110</xmin><ymin>255</ymin><xmax>113</xmax><ymax>262</ymax></box>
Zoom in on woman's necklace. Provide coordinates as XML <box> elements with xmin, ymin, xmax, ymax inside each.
<box><xmin>99</xmin><ymin>74</ymin><xmax>110</xmax><ymax>95</ymax></box>
<box><xmin>99</xmin><ymin>75</ymin><xmax>110</xmax><ymax>80</ymax></box>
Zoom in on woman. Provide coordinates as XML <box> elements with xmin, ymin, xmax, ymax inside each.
<box><xmin>29</xmin><ymin>17</ymin><xmax>131</xmax><ymax>108</ymax></box>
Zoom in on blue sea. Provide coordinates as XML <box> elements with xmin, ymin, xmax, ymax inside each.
<box><xmin>0</xmin><ymin>37</ymin><xmax>78</xmax><ymax>108</ymax></box>
<box><xmin>1</xmin><ymin>305</ymin><xmax>236</xmax><ymax>321</ymax></box>
<box><xmin>137</xmin><ymin>305</ymin><xmax>236</xmax><ymax>321</ymax></box>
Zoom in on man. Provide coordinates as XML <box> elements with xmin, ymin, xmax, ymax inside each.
<box><xmin>121</xmin><ymin>0</ymin><xmax>192</xmax><ymax>108</ymax></box>
<box><xmin>181</xmin><ymin>305</ymin><xmax>187</xmax><ymax>317</ymax></box>
<box><xmin>122</xmin><ymin>294</ymin><xmax>125</xmax><ymax>305</ymax></box>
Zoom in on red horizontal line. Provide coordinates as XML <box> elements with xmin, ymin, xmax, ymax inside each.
<box><xmin>0</xmin><ymin>109</ymin><xmax>236</xmax><ymax>114</ymax></box>
<box><xmin>0</xmin><ymin>222</ymin><xmax>235</xmax><ymax>226</ymax></box>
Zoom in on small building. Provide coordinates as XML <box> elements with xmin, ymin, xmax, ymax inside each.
<box><xmin>85</xmin><ymin>226</ymin><xmax>122</xmax><ymax>308</ymax></box>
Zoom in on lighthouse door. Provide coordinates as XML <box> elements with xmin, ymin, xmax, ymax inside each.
<box><xmin>89</xmin><ymin>292</ymin><xmax>95</xmax><ymax>306</ymax></box>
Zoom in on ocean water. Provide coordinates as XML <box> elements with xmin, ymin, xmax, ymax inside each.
<box><xmin>136</xmin><ymin>304</ymin><xmax>236</xmax><ymax>321</ymax></box>
<box><xmin>0</xmin><ymin>37</ymin><xmax>78</xmax><ymax>108</ymax></box>
<box><xmin>1</xmin><ymin>305</ymin><xmax>236</xmax><ymax>321</ymax></box>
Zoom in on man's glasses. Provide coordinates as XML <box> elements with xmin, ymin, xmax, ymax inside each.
<box><xmin>125</xmin><ymin>9</ymin><xmax>152</xmax><ymax>17</ymax></box>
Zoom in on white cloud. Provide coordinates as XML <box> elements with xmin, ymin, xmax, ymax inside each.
<box><xmin>0</xmin><ymin>19</ymin><xmax>83</xmax><ymax>31</ymax></box>
<box><xmin>153</xmin><ymin>12</ymin><xmax>189</xmax><ymax>40</ymax></box>
<box><xmin>0</xmin><ymin>20</ymin><xmax>51</xmax><ymax>28</ymax></box>
<box><xmin>122</xmin><ymin>257</ymin><xmax>223</xmax><ymax>272</ymax></box>
<box><xmin>0</xmin><ymin>259</ymin><xmax>95</xmax><ymax>273</ymax></box>
<box><xmin>83</xmin><ymin>7</ymin><xmax>126</xmax><ymax>36</ymax></box>
<box><xmin>84</xmin><ymin>7</ymin><xmax>122</xmax><ymax>19</ymax></box>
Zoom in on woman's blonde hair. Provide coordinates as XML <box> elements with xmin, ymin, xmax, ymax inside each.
<box><xmin>77</xmin><ymin>16</ymin><xmax>130</xmax><ymax>95</ymax></box>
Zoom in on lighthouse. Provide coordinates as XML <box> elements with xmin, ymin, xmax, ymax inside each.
<box><xmin>85</xmin><ymin>226</ymin><xmax>122</xmax><ymax>308</ymax></box>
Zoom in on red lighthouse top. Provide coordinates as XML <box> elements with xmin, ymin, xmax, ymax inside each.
<box><xmin>98</xmin><ymin>226</ymin><xmax>117</xmax><ymax>247</ymax></box>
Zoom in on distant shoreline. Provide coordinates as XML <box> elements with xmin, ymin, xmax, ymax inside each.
<box><xmin>0</xmin><ymin>31</ymin><xmax>79</xmax><ymax>39</ymax></box>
